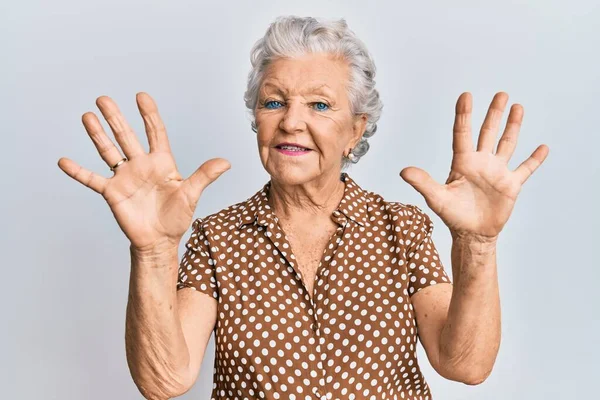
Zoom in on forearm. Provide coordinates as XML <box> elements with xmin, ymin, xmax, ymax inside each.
<box><xmin>125</xmin><ymin>242</ymin><xmax>190</xmax><ymax>400</ymax></box>
<box><xmin>438</xmin><ymin>234</ymin><xmax>501</xmax><ymax>384</ymax></box>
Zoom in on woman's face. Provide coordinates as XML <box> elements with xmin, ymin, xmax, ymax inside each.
<box><xmin>254</xmin><ymin>52</ymin><xmax>367</xmax><ymax>186</ymax></box>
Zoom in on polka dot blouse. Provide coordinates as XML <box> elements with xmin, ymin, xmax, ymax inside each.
<box><xmin>177</xmin><ymin>172</ymin><xmax>451</xmax><ymax>400</ymax></box>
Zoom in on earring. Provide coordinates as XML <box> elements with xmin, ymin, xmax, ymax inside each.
<box><xmin>346</xmin><ymin>148</ymin><xmax>356</xmax><ymax>162</ymax></box>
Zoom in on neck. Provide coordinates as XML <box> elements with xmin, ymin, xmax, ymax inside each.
<box><xmin>268</xmin><ymin>172</ymin><xmax>345</xmax><ymax>222</ymax></box>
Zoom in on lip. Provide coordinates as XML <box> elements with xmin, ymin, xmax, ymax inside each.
<box><xmin>275</xmin><ymin>147</ymin><xmax>312</xmax><ymax>156</ymax></box>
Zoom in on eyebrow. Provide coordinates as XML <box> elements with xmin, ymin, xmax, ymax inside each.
<box><xmin>262</xmin><ymin>82</ymin><xmax>335</xmax><ymax>97</ymax></box>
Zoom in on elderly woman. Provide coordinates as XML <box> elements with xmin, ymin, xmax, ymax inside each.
<box><xmin>58</xmin><ymin>16</ymin><xmax>548</xmax><ymax>400</ymax></box>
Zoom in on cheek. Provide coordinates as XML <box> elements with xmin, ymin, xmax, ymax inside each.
<box><xmin>311</xmin><ymin>120</ymin><xmax>349</xmax><ymax>155</ymax></box>
<box><xmin>256</xmin><ymin>131</ymin><xmax>270</xmax><ymax>146</ymax></box>
<box><xmin>255</xmin><ymin>113</ymin><xmax>279</xmax><ymax>144</ymax></box>
<box><xmin>255</xmin><ymin>133</ymin><xmax>270</xmax><ymax>148</ymax></box>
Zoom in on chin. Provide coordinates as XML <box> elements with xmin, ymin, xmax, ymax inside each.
<box><xmin>267</xmin><ymin>164</ymin><xmax>319</xmax><ymax>186</ymax></box>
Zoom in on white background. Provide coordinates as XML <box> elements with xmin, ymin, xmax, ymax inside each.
<box><xmin>2</xmin><ymin>0</ymin><xmax>598</xmax><ymax>398</ymax></box>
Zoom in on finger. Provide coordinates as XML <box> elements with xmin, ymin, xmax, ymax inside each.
<box><xmin>95</xmin><ymin>95</ymin><xmax>145</xmax><ymax>159</ymax></box>
<box><xmin>512</xmin><ymin>144</ymin><xmax>550</xmax><ymax>185</ymax></box>
<box><xmin>399</xmin><ymin>167</ymin><xmax>445</xmax><ymax>213</ymax></box>
<box><xmin>136</xmin><ymin>92</ymin><xmax>172</xmax><ymax>153</ymax></box>
<box><xmin>81</xmin><ymin>112</ymin><xmax>127</xmax><ymax>169</ymax></box>
<box><xmin>453</xmin><ymin>92</ymin><xmax>474</xmax><ymax>154</ymax></box>
<box><xmin>477</xmin><ymin>92</ymin><xmax>509</xmax><ymax>153</ymax></box>
<box><xmin>495</xmin><ymin>103</ymin><xmax>524</xmax><ymax>162</ymax></box>
<box><xmin>184</xmin><ymin>158</ymin><xmax>231</xmax><ymax>206</ymax></box>
<box><xmin>57</xmin><ymin>157</ymin><xmax>108</xmax><ymax>194</ymax></box>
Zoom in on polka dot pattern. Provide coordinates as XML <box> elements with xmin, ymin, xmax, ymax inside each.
<box><xmin>177</xmin><ymin>173</ymin><xmax>451</xmax><ymax>400</ymax></box>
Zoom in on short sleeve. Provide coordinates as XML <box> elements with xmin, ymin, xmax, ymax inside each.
<box><xmin>176</xmin><ymin>218</ymin><xmax>219</xmax><ymax>300</ymax></box>
<box><xmin>404</xmin><ymin>205</ymin><xmax>451</xmax><ymax>296</ymax></box>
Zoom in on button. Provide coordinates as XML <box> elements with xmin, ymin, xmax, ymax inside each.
<box><xmin>313</xmin><ymin>387</ymin><xmax>328</xmax><ymax>399</ymax></box>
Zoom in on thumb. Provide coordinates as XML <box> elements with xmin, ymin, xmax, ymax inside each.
<box><xmin>399</xmin><ymin>167</ymin><xmax>442</xmax><ymax>207</ymax></box>
<box><xmin>185</xmin><ymin>158</ymin><xmax>231</xmax><ymax>205</ymax></box>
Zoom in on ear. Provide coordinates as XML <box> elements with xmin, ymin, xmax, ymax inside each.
<box><xmin>351</xmin><ymin>113</ymin><xmax>368</xmax><ymax>147</ymax></box>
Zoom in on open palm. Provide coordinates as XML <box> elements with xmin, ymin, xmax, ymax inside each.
<box><xmin>58</xmin><ymin>92</ymin><xmax>230</xmax><ymax>250</ymax></box>
<box><xmin>400</xmin><ymin>92</ymin><xmax>549</xmax><ymax>240</ymax></box>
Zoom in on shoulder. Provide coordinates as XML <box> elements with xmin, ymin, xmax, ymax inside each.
<box><xmin>365</xmin><ymin>189</ymin><xmax>433</xmax><ymax>228</ymax></box>
<box><xmin>190</xmin><ymin>179</ymin><xmax>269</xmax><ymax>238</ymax></box>
<box><xmin>365</xmin><ymin>191</ymin><xmax>441</xmax><ymax>265</ymax></box>
<box><xmin>191</xmin><ymin>200</ymin><xmax>248</xmax><ymax>238</ymax></box>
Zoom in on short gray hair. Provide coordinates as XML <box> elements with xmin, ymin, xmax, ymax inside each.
<box><xmin>244</xmin><ymin>16</ymin><xmax>383</xmax><ymax>169</ymax></box>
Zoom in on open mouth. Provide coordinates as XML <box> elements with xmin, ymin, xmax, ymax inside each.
<box><xmin>275</xmin><ymin>145</ymin><xmax>312</xmax><ymax>152</ymax></box>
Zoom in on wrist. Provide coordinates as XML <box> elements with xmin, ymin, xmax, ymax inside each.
<box><xmin>130</xmin><ymin>238</ymin><xmax>180</xmax><ymax>264</ymax></box>
<box><xmin>451</xmin><ymin>231</ymin><xmax>498</xmax><ymax>255</ymax></box>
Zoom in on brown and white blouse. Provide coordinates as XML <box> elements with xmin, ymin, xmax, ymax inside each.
<box><xmin>177</xmin><ymin>172</ymin><xmax>451</xmax><ymax>400</ymax></box>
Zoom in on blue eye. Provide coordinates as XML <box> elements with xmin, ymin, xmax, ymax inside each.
<box><xmin>312</xmin><ymin>102</ymin><xmax>329</xmax><ymax>111</ymax></box>
<box><xmin>263</xmin><ymin>100</ymin><xmax>329</xmax><ymax>111</ymax></box>
<box><xmin>264</xmin><ymin>100</ymin><xmax>283</xmax><ymax>109</ymax></box>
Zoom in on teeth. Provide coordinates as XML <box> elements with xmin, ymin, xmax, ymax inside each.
<box><xmin>280</xmin><ymin>145</ymin><xmax>308</xmax><ymax>151</ymax></box>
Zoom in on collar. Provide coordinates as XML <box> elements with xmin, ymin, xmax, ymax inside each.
<box><xmin>236</xmin><ymin>172</ymin><xmax>369</xmax><ymax>229</ymax></box>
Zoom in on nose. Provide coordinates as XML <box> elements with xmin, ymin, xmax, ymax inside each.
<box><xmin>278</xmin><ymin>100</ymin><xmax>307</xmax><ymax>134</ymax></box>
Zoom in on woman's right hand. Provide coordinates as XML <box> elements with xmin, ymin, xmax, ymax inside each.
<box><xmin>58</xmin><ymin>92</ymin><xmax>231</xmax><ymax>252</ymax></box>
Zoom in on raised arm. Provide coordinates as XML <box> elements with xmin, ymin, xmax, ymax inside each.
<box><xmin>57</xmin><ymin>92</ymin><xmax>229</xmax><ymax>399</ymax></box>
<box><xmin>400</xmin><ymin>91</ymin><xmax>549</xmax><ymax>384</ymax></box>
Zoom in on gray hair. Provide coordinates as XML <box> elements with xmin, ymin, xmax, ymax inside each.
<box><xmin>243</xmin><ymin>16</ymin><xmax>383</xmax><ymax>169</ymax></box>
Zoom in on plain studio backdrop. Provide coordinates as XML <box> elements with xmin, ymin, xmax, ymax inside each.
<box><xmin>2</xmin><ymin>0</ymin><xmax>598</xmax><ymax>399</ymax></box>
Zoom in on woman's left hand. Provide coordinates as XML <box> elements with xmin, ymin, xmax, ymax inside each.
<box><xmin>400</xmin><ymin>92</ymin><xmax>549</xmax><ymax>242</ymax></box>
